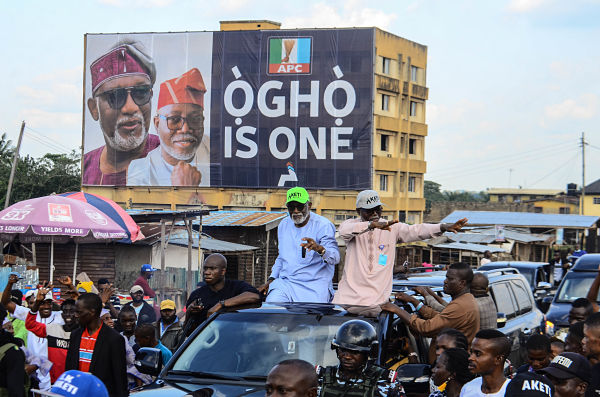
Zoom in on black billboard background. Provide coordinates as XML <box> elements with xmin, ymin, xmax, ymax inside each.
<box><xmin>210</xmin><ymin>28</ymin><xmax>374</xmax><ymax>190</ymax></box>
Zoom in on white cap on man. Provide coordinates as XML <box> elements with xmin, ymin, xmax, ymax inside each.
<box><xmin>356</xmin><ymin>190</ymin><xmax>384</xmax><ymax>209</ymax></box>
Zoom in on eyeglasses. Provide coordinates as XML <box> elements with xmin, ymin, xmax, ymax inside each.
<box><xmin>158</xmin><ymin>114</ymin><xmax>204</xmax><ymax>131</ymax></box>
<box><xmin>97</xmin><ymin>85</ymin><xmax>152</xmax><ymax>109</ymax></box>
<box><xmin>286</xmin><ymin>202</ymin><xmax>306</xmax><ymax>212</ymax></box>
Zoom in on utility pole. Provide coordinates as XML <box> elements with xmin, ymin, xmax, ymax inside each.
<box><xmin>581</xmin><ymin>132</ymin><xmax>586</xmax><ymax>215</ymax></box>
<box><xmin>4</xmin><ymin>121</ymin><xmax>26</xmax><ymax>209</ymax></box>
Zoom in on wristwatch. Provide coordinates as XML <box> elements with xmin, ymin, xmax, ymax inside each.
<box><xmin>219</xmin><ymin>299</ymin><xmax>226</xmax><ymax>308</ymax></box>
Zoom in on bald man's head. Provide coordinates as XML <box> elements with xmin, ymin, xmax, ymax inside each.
<box><xmin>204</xmin><ymin>253</ymin><xmax>227</xmax><ymax>269</ymax></box>
<box><xmin>471</xmin><ymin>273</ymin><xmax>489</xmax><ymax>297</ymax></box>
<box><xmin>266</xmin><ymin>360</ymin><xmax>317</xmax><ymax>397</ymax></box>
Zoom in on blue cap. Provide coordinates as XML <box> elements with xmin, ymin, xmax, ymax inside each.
<box><xmin>47</xmin><ymin>370</ymin><xmax>108</xmax><ymax>397</ymax></box>
<box><xmin>141</xmin><ymin>264</ymin><xmax>157</xmax><ymax>272</ymax></box>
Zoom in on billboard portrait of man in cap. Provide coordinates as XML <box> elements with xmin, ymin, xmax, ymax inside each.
<box><xmin>83</xmin><ymin>39</ymin><xmax>160</xmax><ymax>186</ymax></box>
<box><xmin>127</xmin><ymin>68</ymin><xmax>210</xmax><ymax>186</ymax></box>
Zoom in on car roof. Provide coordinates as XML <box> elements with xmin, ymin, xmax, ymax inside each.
<box><xmin>220</xmin><ymin>302</ymin><xmax>379</xmax><ymax>318</ymax></box>
<box><xmin>392</xmin><ymin>268</ymin><xmax>525</xmax><ymax>289</ymax></box>
<box><xmin>480</xmin><ymin>261</ymin><xmax>546</xmax><ymax>269</ymax></box>
<box><xmin>572</xmin><ymin>254</ymin><xmax>600</xmax><ymax>271</ymax></box>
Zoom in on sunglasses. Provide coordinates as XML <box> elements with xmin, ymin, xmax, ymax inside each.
<box><xmin>286</xmin><ymin>202</ymin><xmax>306</xmax><ymax>212</ymax></box>
<box><xmin>97</xmin><ymin>85</ymin><xmax>152</xmax><ymax>109</ymax></box>
<box><xmin>361</xmin><ymin>206</ymin><xmax>382</xmax><ymax>214</ymax></box>
<box><xmin>158</xmin><ymin>114</ymin><xmax>204</xmax><ymax>131</ymax></box>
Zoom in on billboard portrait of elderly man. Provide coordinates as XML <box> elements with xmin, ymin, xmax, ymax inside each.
<box><xmin>83</xmin><ymin>40</ymin><xmax>160</xmax><ymax>185</ymax></box>
<box><xmin>127</xmin><ymin>68</ymin><xmax>210</xmax><ymax>186</ymax></box>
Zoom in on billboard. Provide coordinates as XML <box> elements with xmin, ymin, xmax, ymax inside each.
<box><xmin>83</xmin><ymin>29</ymin><xmax>373</xmax><ymax>189</ymax></box>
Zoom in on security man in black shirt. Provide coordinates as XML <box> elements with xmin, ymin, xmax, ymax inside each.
<box><xmin>184</xmin><ymin>253</ymin><xmax>260</xmax><ymax>337</ymax></box>
<box><xmin>317</xmin><ymin>320</ymin><xmax>406</xmax><ymax>397</ymax></box>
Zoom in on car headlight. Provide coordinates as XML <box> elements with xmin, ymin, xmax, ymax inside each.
<box><xmin>545</xmin><ymin>320</ymin><xmax>555</xmax><ymax>336</ymax></box>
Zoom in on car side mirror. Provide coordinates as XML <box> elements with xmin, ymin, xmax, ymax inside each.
<box><xmin>537</xmin><ymin>281</ymin><xmax>552</xmax><ymax>290</ymax></box>
<box><xmin>135</xmin><ymin>347</ymin><xmax>163</xmax><ymax>376</ymax></box>
<box><xmin>497</xmin><ymin>312</ymin><xmax>507</xmax><ymax>328</ymax></box>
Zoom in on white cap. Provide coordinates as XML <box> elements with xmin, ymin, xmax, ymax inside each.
<box><xmin>356</xmin><ymin>190</ymin><xmax>384</xmax><ymax>209</ymax></box>
<box><xmin>24</xmin><ymin>290</ymin><xmax>37</xmax><ymax>299</ymax></box>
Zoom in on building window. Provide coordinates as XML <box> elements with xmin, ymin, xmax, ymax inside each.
<box><xmin>410</xmin><ymin>101</ymin><xmax>417</xmax><ymax>116</ymax></box>
<box><xmin>408</xmin><ymin>176</ymin><xmax>416</xmax><ymax>192</ymax></box>
<box><xmin>409</xmin><ymin>138</ymin><xmax>416</xmax><ymax>155</ymax></box>
<box><xmin>382</xmin><ymin>94</ymin><xmax>390</xmax><ymax>111</ymax></box>
<box><xmin>534</xmin><ymin>206</ymin><xmax>543</xmax><ymax>213</ymax></box>
<box><xmin>380</xmin><ymin>134</ymin><xmax>389</xmax><ymax>151</ymax></box>
<box><xmin>400</xmin><ymin>135</ymin><xmax>406</xmax><ymax>153</ymax></box>
<box><xmin>594</xmin><ymin>197</ymin><xmax>600</xmax><ymax>204</ymax></box>
<box><xmin>411</xmin><ymin>65</ymin><xmax>418</xmax><ymax>82</ymax></box>
<box><xmin>380</xmin><ymin>174</ymin><xmax>388</xmax><ymax>191</ymax></box>
<box><xmin>559</xmin><ymin>207</ymin><xmax>570</xmax><ymax>214</ymax></box>
<box><xmin>382</xmin><ymin>57</ymin><xmax>391</xmax><ymax>74</ymax></box>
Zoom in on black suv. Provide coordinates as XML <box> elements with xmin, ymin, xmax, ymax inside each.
<box><xmin>392</xmin><ymin>268</ymin><xmax>544</xmax><ymax>367</ymax></box>
<box><xmin>132</xmin><ymin>303</ymin><xmax>431</xmax><ymax>396</ymax></box>
<box><xmin>545</xmin><ymin>254</ymin><xmax>600</xmax><ymax>335</ymax></box>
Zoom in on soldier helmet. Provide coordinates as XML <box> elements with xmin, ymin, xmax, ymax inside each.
<box><xmin>331</xmin><ymin>319</ymin><xmax>378</xmax><ymax>353</ymax></box>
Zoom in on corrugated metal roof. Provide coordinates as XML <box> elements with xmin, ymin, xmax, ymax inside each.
<box><xmin>445</xmin><ymin>233</ymin><xmax>495</xmax><ymax>244</ymax></box>
<box><xmin>170</xmin><ymin>236</ymin><xmax>258</xmax><ymax>252</ymax></box>
<box><xmin>199</xmin><ymin>210</ymin><xmax>287</xmax><ymax>229</ymax></box>
<box><xmin>441</xmin><ymin>211</ymin><xmax>599</xmax><ymax>228</ymax></box>
<box><xmin>166</xmin><ymin>229</ymin><xmax>258</xmax><ymax>251</ymax></box>
<box><xmin>474</xmin><ymin>228</ymin><xmax>550</xmax><ymax>243</ymax></box>
<box><xmin>486</xmin><ymin>188</ymin><xmax>563</xmax><ymax>195</ymax></box>
<box><xmin>445</xmin><ymin>229</ymin><xmax>549</xmax><ymax>244</ymax></box>
<box><xmin>128</xmin><ymin>226</ymin><xmax>258</xmax><ymax>252</ymax></box>
<box><xmin>430</xmin><ymin>242</ymin><xmax>507</xmax><ymax>253</ymax></box>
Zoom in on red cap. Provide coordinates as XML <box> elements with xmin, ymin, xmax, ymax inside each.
<box><xmin>157</xmin><ymin>68</ymin><xmax>206</xmax><ymax>110</ymax></box>
<box><xmin>90</xmin><ymin>45</ymin><xmax>151</xmax><ymax>94</ymax></box>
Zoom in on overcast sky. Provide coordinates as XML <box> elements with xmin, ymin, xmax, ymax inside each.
<box><xmin>1</xmin><ymin>0</ymin><xmax>599</xmax><ymax>192</ymax></box>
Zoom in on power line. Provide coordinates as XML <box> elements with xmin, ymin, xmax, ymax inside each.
<box><xmin>433</xmin><ymin>145</ymin><xmax>581</xmax><ymax>183</ymax></box>
<box><xmin>25</xmin><ymin>126</ymin><xmax>75</xmax><ymax>153</ymax></box>
<box><xmin>526</xmin><ymin>152</ymin><xmax>580</xmax><ymax>187</ymax></box>
<box><xmin>427</xmin><ymin>138</ymin><xmax>576</xmax><ymax>176</ymax></box>
<box><xmin>23</xmin><ymin>131</ymin><xmax>70</xmax><ymax>155</ymax></box>
<box><xmin>428</xmin><ymin>144</ymin><xmax>577</xmax><ymax>180</ymax></box>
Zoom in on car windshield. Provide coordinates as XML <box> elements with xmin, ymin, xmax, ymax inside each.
<box><xmin>556</xmin><ymin>273</ymin><xmax>600</xmax><ymax>303</ymax></box>
<box><xmin>171</xmin><ymin>312</ymin><xmax>365</xmax><ymax>378</ymax></box>
<box><xmin>515</xmin><ymin>268</ymin><xmax>534</xmax><ymax>286</ymax></box>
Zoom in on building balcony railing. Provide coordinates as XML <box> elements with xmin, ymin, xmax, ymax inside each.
<box><xmin>376</xmin><ymin>74</ymin><xmax>400</xmax><ymax>94</ymax></box>
<box><xmin>411</xmin><ymin>84</ymin><xmax>429</xmax><ymax>99</ymax></box>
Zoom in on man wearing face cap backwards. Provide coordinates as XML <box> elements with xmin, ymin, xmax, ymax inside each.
<box><xmin>84</xmin><ymin>40</ymin><xmax>160</xmax><ymax>186</ymax></box>
<box><xmin>127</xmin><ymin>68</ymin><xmax>210</xmax><ymax>186</ymax></box>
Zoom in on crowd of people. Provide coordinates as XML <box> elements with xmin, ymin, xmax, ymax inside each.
<box><xmin>0</xmin><ymin>185</ymin><xmax>598</xmax><ymax>397</ymax></box>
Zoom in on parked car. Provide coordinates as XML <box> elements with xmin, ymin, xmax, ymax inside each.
<box><xmin>392</xmin><ymin>268</ymin><xmax>545</xmax><ymax>367</ymax></box>
<box><xmin>544</xmin><ymin>254</ymin><xmax>600</xmax><ymax>336</ymax></box>
<box><xmin>478</xmin><ymin>262</ymin><xmax>553</xmax><ymax>310</ymax></box>
<box><xmin>131</xmin><ymin>303</ymin><xmax>432</xmax><ymax>396</ymax></box>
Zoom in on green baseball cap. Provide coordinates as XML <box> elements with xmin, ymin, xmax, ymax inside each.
<box><xmin>286</xmin><ymin>187</ymin><xmax>310</xmax><ymax>204</ymax></box>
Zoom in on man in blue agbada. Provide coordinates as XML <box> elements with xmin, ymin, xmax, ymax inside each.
<box><xmin>258</xmin><ymin>187</ymin><xmax>340</xmax><ymax>303</ymax></box>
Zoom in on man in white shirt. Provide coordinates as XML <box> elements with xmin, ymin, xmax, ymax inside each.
<box><xmin>480</xmin><ymin>250</ymin><xmax>492</xmax><ymax>267</ymax></box>
<box><xmin>2</xmin><ymin>274</ymin><xmax>63</xmax><ymax>390</ymax></box>
<box><xmin>127</xmin><ymin>67</ymin><xmax>210</xmax><ymax>187</ymax></box>
<box><xmin>460</xmin><ymin>329</ymin><xmax>511</xmax><ymax>397</ymax></box>
<box><xmin>550</xmin><ymin>251</ymin><xmax>570</xmax><ymax>286</ymax></box>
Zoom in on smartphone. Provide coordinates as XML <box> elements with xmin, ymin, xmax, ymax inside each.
<box><xmin>302</xmin><ymin>247</ymin><xmax>306</xmax><ymax>258</ymax></box>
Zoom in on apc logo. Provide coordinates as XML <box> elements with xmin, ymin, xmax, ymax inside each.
<box><xmin>268</xmin><ymin>37</ymin><xmax>312</xmax><ymax>75</ymax></box>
